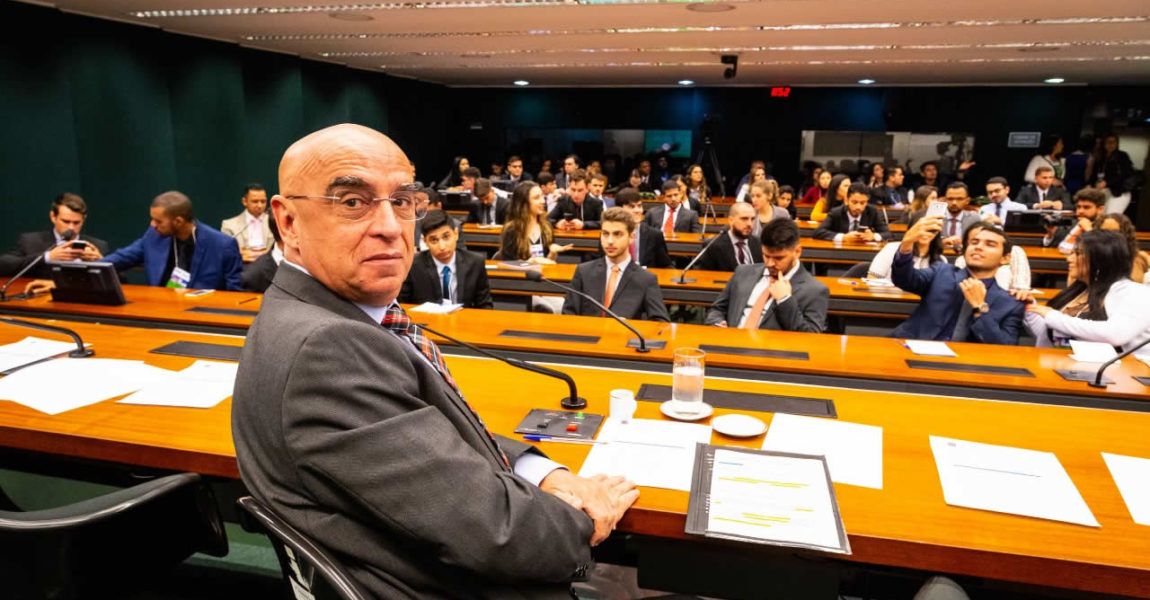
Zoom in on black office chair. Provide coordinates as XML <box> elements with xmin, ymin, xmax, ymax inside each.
<box><xmin>841</xmin><ymin>262</ymin><xmax>872</xmax><ymax>279</ymax></box>
<box><xmin>237</xmin><ymin>496</ymin><xmax>368</xmax><ymax>600</ymax></box>
<box><xmin>0</xmin><ymin>472</ymin><xmax>227</xmax><ymax>600</ymax></box>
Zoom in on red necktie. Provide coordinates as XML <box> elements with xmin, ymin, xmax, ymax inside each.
<box><xmin>663</xmin><ymin>208</ymin><xmax>675</xmax><ymax>236</ymax></box>
<box><xmin>736</xmin><ymin>241</ymin><xmax>747</xmax><ymax>265</ymax></box>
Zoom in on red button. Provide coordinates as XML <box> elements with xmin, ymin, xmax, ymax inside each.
<box><xmin>566</xmin><ymin>423</ymin><xmax>578</xmax><ymax>432</ymax></box>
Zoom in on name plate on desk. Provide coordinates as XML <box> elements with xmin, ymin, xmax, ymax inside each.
<box><xmin>906</xmin><ymin>360</ymin><xmax>1033</xmax><ymax>377</ymax></box>
<box><xmin>184</xmin><ymin>307</ymin><xmax>260</xmax><ymax>317</ymax></box>
<box><xmin>699</xmin><ymin>344</ymin><xmax>809</xmax><ymax>361</ymax></box>
<box><xmin>150</xmin><ymin>341</ymin><xmax>242</xmax><ymax>362</ymax></box>
<box><xmin>499</xmin><ymin>330</ymin><xmax>600</xmax><ymax>344</ymax></box>
<box><xmin>636</xmin><ymin>384</ymin><xmax>836</xmax><ymax>417</ymax></box>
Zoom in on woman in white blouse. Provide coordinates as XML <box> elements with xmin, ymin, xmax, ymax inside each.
<box><xmin>1023</xmin><ymin>135</ymin><xmax>1066</xmax><ymax>184</ymax></box>
<box><xmin>1015</xmin><ymin>230</ymin><xmax>1150</xmax><ymax>352</ymax></box>
<box><xmin>868</xmin><ymin>230</ymin><xmax>946</xmax><ymax>280</ymax></box>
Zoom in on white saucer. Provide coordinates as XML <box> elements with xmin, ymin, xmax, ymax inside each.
<box><xmin>710</xmin><ymin>414</ymin><xmax>768</xmax><ymax>438</ymax></box>
<box><xmin>660</xmin><ymin>400</ymin><xmax>713</xmax><ymax>421</ymax></box>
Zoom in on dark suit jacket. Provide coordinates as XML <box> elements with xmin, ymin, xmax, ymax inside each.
<box><xmin>642</xmin><ymin>204</ymin><xmax>701</xmax><ymax>234</ymax></box>
<box><xmin>695</xmin><ymin>231</ymin><xmax>763</xmax><ymax>273</ymax></box>
<box><xmin>704</xmin><ymin>263</ymin><xmax>829</xmax><ymax>333</ymax></box>
<box><xmin>399</xmin><ymin>249</ymin><xmax>494</xmax><ymax>309</ymax></box>
<box><xmin>813</xmin><ymin>205</ymin><xmax>891</xmax><ymax>240</ymax></box>
<box><xmin>1016</xmin><ymin>184</ymin><xmax>1071</xmax><ymax>208</ymax></box>
<box><xmin>104</xmin><ymin>221</ymin><xmax>242</xmax><ymax>290</ymax></box>
<box><xmin>890</xmin><ymin>250</ymin><xmax>1023</xmax><ymax>345</ymax></box>
<box><xmin>547</xmin><ymin>196</ymin><xmax>604</xmax><ymax>230</ymax></box>
<box><xmin>637</xmin><ymin>175</ymin><xmax>658</xmax><ymax>194</ymax></box>
<box><xmin>561</xmin><ymin>259</ymin><xmax>669</xmax><ymax>322</ymax></box>
<box><xmin>467</xmin><ymin>197</ymin><xmax>510</xmax><ymax>225</ymax></box>
<box><xmin>870</xmin><ymin>185</ymin><xmax>908</xmax><ymax>207</ymax></box>
<box><xmin>233</xmin><ymin>266</ymin><xmax>593</xmax><ymax>600</ymax></box>
<box><xmin>0</xmin><ymin>230</ymin><xmax>110</xmax><ymax>277</ymax></box>
<box><xmin>241</xmin><ymin>251</ymin><xmax>279</xmax><ymax>293</ymax></box>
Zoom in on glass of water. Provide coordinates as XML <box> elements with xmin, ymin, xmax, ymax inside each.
<box><xmin>671</xmin><ymin>348</ymin><xmax>706</xmax><ymax>413</ymax></box>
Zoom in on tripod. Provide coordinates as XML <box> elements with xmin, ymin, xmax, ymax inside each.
<box><xmin>695</xmin><ymin>134</ymin><xmax>725</xmax><ymax>235</ymax></box>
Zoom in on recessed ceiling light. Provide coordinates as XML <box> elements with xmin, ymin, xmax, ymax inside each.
<box><xmin>686</xmin><ymin>2</ymin><xmax>735</xmax><ymax>12</ymax></box>
<box><xmin>1044</xmin><ymin>77</ymin><xmax>1065</xmax><ymax>84</ymax></box>
<box><xmin>513</xmin><ymin>80</ymin><xmax>530</xmax><ymax>86</ymax></box>
<box><xmin>329</xmin><ymin>12</ymin><xmax>373</xmax><ymax>21</ymax></box>
<box><xmin>678</xmin><ymin>79</ymin><xmax>695</xmax><ymax>85</ymax></box>
<box><xmin>858</xmin><ymin>78</ymin><xmax>876</xmax><ymax>85</ymax></box>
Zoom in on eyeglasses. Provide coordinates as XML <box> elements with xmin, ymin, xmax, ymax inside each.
<box><xmin>284</xmin><ymin>183</ymin><xmax>429</xmax><ymax>221</ymax></box>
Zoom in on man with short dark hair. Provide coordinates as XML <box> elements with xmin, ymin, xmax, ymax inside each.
<box><xmin>1017</xmin><ymin>166</ymin><xmax>1071</xmax><ymax>209</ymax></box>
<box><xmin>0</xmin><ymin>193</ymin><xmax>109</xmax><ymax>277</ymax></box>
<box><xmin>937</xmin><ymin>182</ymin><xmax>980</xmax><ymax>250</ymax></box>
<box><xmin>220</xmin><ymin>183</ymin><xmax>272</xmax><ymax>263</ymax></box>
<box><xmin>696</xmin><ymin>202</ymin><xmax>762</xmax><ymax>272</ymax></box>
<box><xmin>548</xmin><ymin>170</ymin><xmax>604</xmax><ymax>231</ymax></box>
<box><xmin>401</xmin><ymin>209</ymin><xmax>493</xmax><ymax>309</ymax></box>
<box><xmin>1046</xmin><ymin>188</ymin><xmax>1106</xmax><ymax>253</ymax></box>
<box><xmin>555</xmin><ymin>154</ymin><xmax>579</xmax><ymax>191</ymax></box>
<box><xmin>460</xmin><ymin>167</ymin><xmax>482</xmax><ymax>200</ymax></box>
<box><xmin>911</xmin><ymin>160</ymin><xmax>946</xmax><ymax>190</ymax></box>
<box><xmin>504</xmin><ymin>155</ymin><xmax>532</xmax><ymax>185</ymax></box>
<box><xmin>536</xmin><ymin>172</ymin><xmax>560</xmax><ymax>213</ymax></box>
<box><xmin>813</xmin><ymin>182</ymin><xmax>890</xmax><ymax>243</ymax></box>
<box><xmin>613</xmin><ymin>189</ymin><xmax>672</xmax><ymax>268</ymax></box>
<box><xmin>870</xmin><ymin>166</ymin><xmax>907</xmax><ymax>207</ymax></box>
<box><xmin>979</xmin><ymin>177</ymin><xmax>1027</xmax><ymax>224</ymax></box>
<box><xmin>636</xmin><ymin>160</ymin><xmax>656</xmax><ymax>193</ymax></box>
<box><xmin>562</xmin><ymin>207</ymin><xmax>669</xmax><ymax>321</ymax></box>
<box><xmin>104</xmin><ymin>191</ymin><xmax>243</xmax><ymax>290</ymax></box>
<box><xmin>705</xmin><ymin>219</ymin><xmax>828</xmax><ymax>332</ymax></box>
<box><xmin>466</xmin><ymin>178</ymin><xmax>509</xmax><ymax>226</ymax></box>
<box><xmin>588</xmin><ymin>173</ymin><xmax>608</xmax><ymax>206</ymax></box>
<box><xmin>643</xmin><ymin>180</ymin><xmax>700</xmax><ymax>235</ymax></box>
<box><xmin>892</xmin><ymin>216</ymin><xmax>1023</xmax><ymax>344</ymax></box>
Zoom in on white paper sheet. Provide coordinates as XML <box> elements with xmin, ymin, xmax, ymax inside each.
<box><xmin>707</xmin><ymin>448</ymin><xmax>847</xmax><ymax>552</ymax></box>
<box><xmin>0</xmin><ymin>358</ymin><xmax>172</xmax><ymax>415</ymax></box>
<box><xmin>409</xmin><ymin>301</ymin><xmax>463</xmax><ymax>314</ymax></box>
<box><xmin>1102</xmin><ymin>452</ymin><xmax>1150</xmax><ymax>526</ymax></box>
<box><xmin>761</xmin><ymin>414</ymin><xmax>884</xmax><ymax>489</ymax></box>
<box><xmin>0</xmin><ymin>337</ymin><xmax>82</xmax><ymax>373</ymax></box>
<box><xmin>118</xmin><ymin>360</ymin><xmax>238</xmax><ymax>409</ymax></box>
<box><xmin>578</xmin><ymin>417</ymin><xmax>711</xmax><ymax>491</ymax></box>
<box><xmin>1068</xmin><ymin>340</ymin><xmax>1119</xmax><ymax>363</ymax></box>
<box><xmin>929</xmin><ymin>436</ymin><xmax>1098</xmax><ymax>527</ymax></box>
<box><xmin>904</xmin><ymin>340</ymin><xmax>957</xmax><ymax>357</ymax></box>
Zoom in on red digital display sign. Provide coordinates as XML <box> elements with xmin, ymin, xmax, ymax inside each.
<box><xmin>770</xmin><ymin>87</ymin><xmax>791</xmax><ymax>98</ymax></box>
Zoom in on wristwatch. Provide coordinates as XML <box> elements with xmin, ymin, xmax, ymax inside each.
<box><xmin>974</xmin><ymin>302</ymin><xmax>990</xmax><ymax>315</ymax></box>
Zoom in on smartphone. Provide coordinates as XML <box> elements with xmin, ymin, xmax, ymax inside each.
<box><xmin>562</xmin><ymin>212</ymin><xmax>574</xmax><ymax>222</ymax></box>
<box><xmin>185</xmin><ymin>289</ymin><xmax>214</xmax><ymax>298</ymax></box>
<box><xmin>70</xmin><ymin>241</ymin><xmax>87</xmax><ymax>250</ymax></box>
<box><xmin>925</xmin><ymin>201</ymin><xmax>948</xmax><ymax>219</ymax></box>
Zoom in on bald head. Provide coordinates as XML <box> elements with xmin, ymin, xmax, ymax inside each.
<box><xmin>279</xmin><ymin>124</ymin><xmax>413</xmax><ymax>195</ymax></box>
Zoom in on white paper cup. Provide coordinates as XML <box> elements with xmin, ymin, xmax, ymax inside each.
<box><xmin>609</xmin><ymin>389</ymin><xmax>637</xmax><ymax>420</ymax></box>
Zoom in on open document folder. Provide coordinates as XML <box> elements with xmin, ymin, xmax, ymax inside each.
<box><xmin>686</xmin><ymin>445</ymin><xmax>850</xmax><ymax>554</ymax></box>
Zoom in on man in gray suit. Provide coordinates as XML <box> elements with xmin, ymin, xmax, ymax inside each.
<box><xmin>232</xmin><ymin>124</ymin><xmax>638</xmax><ymax>599</ymax></box>
<box><xmin>705</xmin><ymin>218</ymin><xmax>829</xmax><ymax>332</ymax></box>
<box><xmin>561</xmin><ymin>207</ymin><xmax>670</xmax><ymax>322</ymax></box>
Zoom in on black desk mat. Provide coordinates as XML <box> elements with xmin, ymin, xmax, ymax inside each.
<box><xmin>699</xmin><ymin>344</ymin><xmax>809</xmax><ymax>361</ymax></box>
<box><xmin>636</xmin><ymin>384</ymin><xmax>836</xmax><ymax>418</ymax></box>
<box><xmin>499</xmin><ymin>330</ymin><xmax>600</xmax><ymax>344</ymax></box>
<box><xmin>150</xmin><ymin>341</ymin><xmax>242</xmax><ymax>362</ymax></box>
<box><xmin>906</xmin><ymin>360</ymin><xmax>1033</xmax><ymax>377</ymax></box>
<box><xmin>185</xmin><ymin>307</ymin><xmax>259</xmax><ymax>317</ymax></box>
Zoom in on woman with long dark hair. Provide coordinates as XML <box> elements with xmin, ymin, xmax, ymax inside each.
<box><xmin>1024</xmin><ymin>135</ymin><xmax>1065</xmax><ymax>184</ymax></box>
<box><xmin>810</xmin><ymin>174</ymin><xmax>851</xmax><ymax>222</ymax></box>
<box><xmin>498</xmin><ymin>181</ymin><xmax>571</xmax><ymax>264</ymax></box>
<box><xmin>1099</xmin><ymin>212</ymin><xmax>1150</xmax><ymax>283</ymax></box>
<box><xmin>438</xmin><ymin>156</ymin><xmax>470</xmax><ymax>189</ymax></box>
<box><xmin>1017</xmin><ymin>230</ymin><xmax>1150</xmax><ymax>350</ymax></box>
<box><xmin>1089</xmin><ymin>133</ymin><xmax>1136</xmax><ymax>215</ymax></box>
<box><xmin>867</xmin><ymin>220</ymin><xmax>945</xmax><ymax>280</ymax></box>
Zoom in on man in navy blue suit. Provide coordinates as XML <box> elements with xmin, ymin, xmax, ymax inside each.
<box><xmin>892</xmin><ymin>216</ymin><xmax>1023</xmax><ymax>345</ymax></box>
<box><xmin>104</xmin><ymin>191</ymin><xmax>243</xmax><ymax>291</ymax></box>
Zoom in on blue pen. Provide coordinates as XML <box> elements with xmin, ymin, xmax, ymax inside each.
<box><xmin>523</xmin><ymin>435</ymin><xmax>604</xmax><ymax>445</ymax></box>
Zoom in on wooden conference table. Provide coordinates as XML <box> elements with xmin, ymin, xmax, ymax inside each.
<box><xmin>0</xmin><ymin>318</ymin><xmax>1147</xmax><ymax>598</ymax></box>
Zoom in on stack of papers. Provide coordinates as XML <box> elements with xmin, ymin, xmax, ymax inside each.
<box><xmin>1068</xmin><ymin>340</ymin><xmax>1119</xmax><ymax>363</ymax></box>
<box><xmin>1101</xmin><ymin>453</ymin><xmax>1150</xmax><ymax>526</ymax></box>
<box><xmin>409</xmin><ymin>301</ymin><xmax>463</xmax><ymax>314</ymax></box>
<box><xmin>929</xmin><ymin>436</ymin><xmax>1098</xmax><ymax>527</ymax></box>
<box><xmin>0</xmin><ymin>358</ymin><xmax>170</xmax><ymax>415</ymax></box>
<box><xmin>119</xmin><ymin>360</ymin><xmax>238</xmax><ymax>409</ymax></box>
<box><xmin>578</xmin><ymin>417</ymin><xmax>712</xmax><ymax>491</ymax></box>
<box><xmin>905</xmin><ymin>340</ymin><xmax>957</xmax><ymax>357</ymax></box>
<box><xmin>762</xmin><ymin>413</ymin><xmax>884</xmax><ymax>489</ymax></box>
<box><xmin>0</xmin><ymin>337</ymin><xmax>82</xmax><ymax>374</ymax></box>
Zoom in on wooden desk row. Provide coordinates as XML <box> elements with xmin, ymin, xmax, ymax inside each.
<box><xmin>0</xmin><ymin>318</ymin><xmax>1147</xmax><ymax>598</ymax></box>
<box><xmin>0</xmin><ymin>282</ymin><xmax>1145</xmax><ymax>412</ymax></box>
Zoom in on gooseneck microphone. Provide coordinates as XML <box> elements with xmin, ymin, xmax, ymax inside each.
<box><xmin>0</xmin><ymin>317</ymin><xmax>94</xmax><ymax>358</ymax></box>
<box><xmin>416</xmin><ymin>322</ymin><xmax>587</xmax><ymax>410</ymax></box>
<box><xmin>670</xmin><ymin>226</ymin><xmax>727</xmax><ymax>284</ymax></box>
<box><xmin>523</xmin><ymin>270</ymin><xmax>653</xmax><ymax>353</ymax></box>
<box><xmin>1</xmin><ymin>230</ymin><xmax>76</xmax><ymax>301</ymax></box>
<box><xmin>1089</xmin><ymin>337</ymin><xmax>1150</xmax><ymax>388</ymax></box>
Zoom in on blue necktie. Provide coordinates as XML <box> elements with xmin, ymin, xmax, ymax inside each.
<box><xmin>441</xmin><ymin>265</ymin><xmax>451</xmax><ymax>303</ymax></box>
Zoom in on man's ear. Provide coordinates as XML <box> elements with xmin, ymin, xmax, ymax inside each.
<box><xmin>271</xmin><ymin>197</ymin><xmax>298</xmax><ymax>250</ymax></box>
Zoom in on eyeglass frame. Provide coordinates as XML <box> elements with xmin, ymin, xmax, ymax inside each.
<box><xmin>283</xmin><ymin>182</ymin><xmax>430</xmax><ymax>222</ymax></box>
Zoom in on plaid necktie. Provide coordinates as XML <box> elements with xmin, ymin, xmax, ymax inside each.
<box><xmin>381</xmin><ymin>305</ymin><xmax>509</xmax><ymax>468</ymax></box>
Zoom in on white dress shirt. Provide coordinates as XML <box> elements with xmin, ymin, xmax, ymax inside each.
<box><xmin>432</xmin><ymin>254</ymin><xmax>458</xmax><ymax>303</ymax></box>
<box><xmin>979</xmin><ymin>198</ymin><xmax>1027</xmax><ymax>221</ymax></box>
<box><xmin>736</xmin><ymin>261</ymin><xmax>800</xmax><ymax>328</ymax></box>
<box><xmin>245</xmin><ymin>211</ymin><xmax>265</xmax><ymax>249</ymax></box>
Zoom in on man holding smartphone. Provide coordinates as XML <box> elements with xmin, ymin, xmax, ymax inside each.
<box><xmin>0</xmin><ymin>193</ymin><xmax>108</xmax><ymax>277</ymax></box>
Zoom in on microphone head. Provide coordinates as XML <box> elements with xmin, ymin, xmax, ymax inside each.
<box><xmin>524</xmin><ymin>270</ymin><xmax>543</xmax><ymax>282</ymax></box>
<box><xmin>61</xmin><ymin>229</ymin><xmax>77</xmax><ymax>241</ymax></box>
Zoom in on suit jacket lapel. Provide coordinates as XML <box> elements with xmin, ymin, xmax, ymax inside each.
<box><xmin>730</xmin><ymin>264</ymin><xmax>764</xmax><ymax>324</ymax></box>
<box><xmin>586</xmin><ymin>260</ymin><xmax>607</xmax><ymax>309</ymax></box>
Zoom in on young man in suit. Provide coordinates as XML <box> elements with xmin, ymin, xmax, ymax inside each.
<box><xmin>705</xmin><ymin>218</ymin><xmax>829</xmax><ymax>332</ymax></box>
<box><xmin>0</xmin><ymin>193</ymin><xmax>108</xmax><ymax>277</ymax></box>
<box><xmin>1017</xmin><ymin>166</ymin><xmax>1071</xmax><ymax>209</ymax></box>
<box><xmin>104</xmin><ymin>191</ymin><xmax>243</xmax><ymax>291</ymax></box>
<box><xmin>400</xmin><ymin>209</ymin><xmax>493</xmax><ymax>309</ymax></box>
<box><xmin>233</xmin><ymin>124</ymin><xmax>636</xmax><ymax>599</ymax></box>
<box><xmin>503</xmin><ymin>155</ymin><xmax>532</xmax><ymax>185</ymax></box>
<box><xmin>548</xmin><ymin>170</ymin><xmax>604</xmax><ymax>231</ymax></box>
<box><xmin>892</xmin><ymin>217</ymin><xmax>1023</xmax><ymax>345</ymax></box>
<box><xmin>554</xmin><ymin>154</ymin><xmax>579</xmax><ymax>191</ymax></box>
<box><xmin>870</xmin><ymin>166</ymin><xmax>907</xmax><ymax>207</ymax></box>
<box><xmin>588</xmin><ymin>172</ymin><xmax>609</xmax><ymax>206</ymax></box>
<box><xmin>466</xmin><ymin>178</ymin><xmax>508</xmax><ymax>226</ymax></box>
<box><xmin>561</xmin><ymin>207</ymin><xmax>669</xmax><ymax>322</ymax></box>
<box><xmin>1044</xmin><ymin>188</ymin><xmax>1105</xmax><ymax>253</ymax></box>
<box><xmin>979</xmin><ymin>177</ymin><xmax>1028</xmax><ymax>224</ymax></box>
<box><xmin>813</xmin><ymin>182</ymin><xmax>891</xmax><ymax>243</ymax></box>
<box><xmin>615</xmin><ymin>188</ymin><xmax>672</xmax><ymax>268</ymax></box>
<box><xmin>219</xmin><ymin>183</ymin><xmax>272</xmax><ymax>263</ymax></box>
<box><xmin>643</xmin><ymin>180</ymin><xmax>701</xmax><ymax>235</ymax></box>
<box><xmin>636</xmin><ymin>160</ymin><xmax>657</xmax><ymax>193</ymax></box>
<box><xmin>936</xmin><ymin>182</ymin><xmax>981</xmax><ymax>251</ymax></box>
<box><xmin>695</xmin><ymin>202</ymin><xmax>762</xmax><ymax>272</ymax></box>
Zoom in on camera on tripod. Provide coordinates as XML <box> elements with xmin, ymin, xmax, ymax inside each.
<box><xmin>1042</xmin><ymin>214</ymin><xmax>1075</xmax><ymax>228</ymax></box>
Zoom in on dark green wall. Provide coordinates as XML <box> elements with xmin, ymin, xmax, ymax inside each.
<box><xmin>0</xmin><ymin>1</ymin><xmax>449</xmax><ymax>250</ymax></box>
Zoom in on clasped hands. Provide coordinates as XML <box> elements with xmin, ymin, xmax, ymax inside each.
<box><xmin>540</xmin><ymin>469</ymin><xmax>639</xmax><ymax>546</ymax></box>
